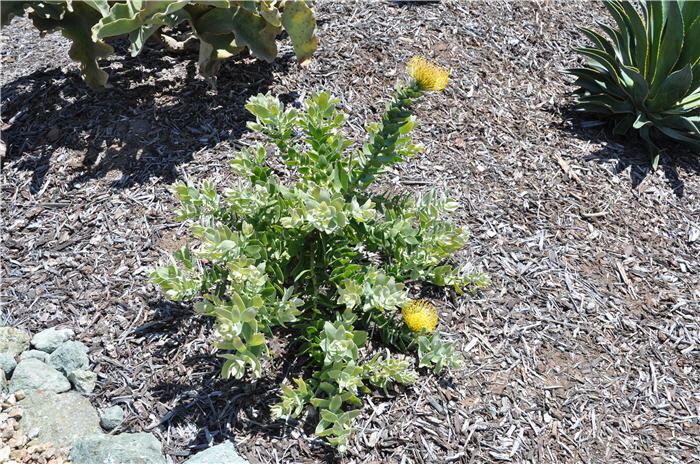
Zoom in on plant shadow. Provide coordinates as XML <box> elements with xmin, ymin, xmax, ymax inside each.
<box><xmin>0</xmin><ymin>39</ymin><xmax>293</xmax><ymax>193</ymax></box>
<box><xmin>132</xmin><ymin>298</ymin><xmax>340</xmax><ymax>464</ymax></box>
<box><xmin>550</xmin><ymin>103</ymin><xmax>700</xmax><ymax>198</ymax></box>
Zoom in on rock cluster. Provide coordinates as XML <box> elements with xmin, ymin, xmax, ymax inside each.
<box><xmin>1</xmin><ymin>327</ymin><xmax>95</xmax><ymax>396</ymax></box>
<box><xmin>0</xmin><ymin>390</ymin><xmax>73</xmax><ymax>464</ymax></box>
<box><xmin>1</xmin><ymin>326</ymin><xmax>249</xmax><ymax>464</ymax></box>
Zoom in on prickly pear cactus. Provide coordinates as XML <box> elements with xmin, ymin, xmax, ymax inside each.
<box><xmin>0</xmin><ymin>0</ymin><xmax>318</xmax><ymax>88</ymax></box>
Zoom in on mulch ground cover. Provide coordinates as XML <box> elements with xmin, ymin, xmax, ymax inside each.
<box><xmin>1</xmin><ymin>1</ymin><xmax>699</xmax><ymax>463</ymax></box>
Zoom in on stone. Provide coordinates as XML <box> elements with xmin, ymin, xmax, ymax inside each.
<box><xmin>99</xmin><ymin>405</ymin><xmax>124</xmax><ymax>430</ymax></box>
<box><xmin>19</xmin><ymin>390</ymin><xmax>101</xmax><ymax>448</ymax></box>
<box><xmin>48</xmin><ymin>341</ymin><xmax>89</xmax><ymax>375</ymax></box>
<box><xmin>183</xmin><ymin>442</ymin><xmax>249</xmax><ymax>464</ymax></box>
<box><xmin>0</xmin><ymin>327</ymin><xmax>31</xmax><ymax>357</ymax></box>
<box><xmin>67</xmin><ymin>370</ymin><xmax>97</xmax><ymax>393</ymax></box>
<box><xmin>8</xmin><ymin>359</ymin><xmax>70</xmax><ymax>394</ymax></box>
<box><xmin>19</xmin><ymin>350</ymin><xmax>49</xmax><ymax>363</ymax></box>
<box><xmin>0</xmin><ymin>370</ymin><xmax>7</xmax><ymax>394</ymax></box>
<box><xmin>70</xmin><ymin>433</ymin><xmax>166</xmax><ymax>464</ymax></box>
<box><xmin>0</xmin><ymin>353</ymin><xmax>16</xmax><ymax>377</ymax></box>
<box><xmin>31</xmin><ymin>328</ymin><xmax>74</xmax><ymax>354</ymax></box>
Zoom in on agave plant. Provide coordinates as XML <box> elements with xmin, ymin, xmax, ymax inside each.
<box><xmin>565</xmin><ymin>0</ymin><xmax>700</xmax><ymax>168</ymax></box>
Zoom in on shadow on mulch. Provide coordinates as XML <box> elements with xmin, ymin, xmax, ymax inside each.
<box><xmin>140</xmin><ymin>299</ymin><xmax>339</xmax><ymax>464</ymax></box>
<box><xmin>551</xmin><ymin>104</ymin><xmax>700</xmax><ymax>198</ymax></box>
<box><xmin>0</xmin><ymin>43</ymin><xmax>295</xmax><ymax>193</ymax></box>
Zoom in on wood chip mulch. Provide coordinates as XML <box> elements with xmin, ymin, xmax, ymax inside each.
<box><xmin>1</xmin><ymin>2</ymin><xmax>699</xmax><ymax>463</ymax></box>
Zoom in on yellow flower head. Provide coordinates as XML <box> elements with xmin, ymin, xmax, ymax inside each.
<box><xmin>406</xmin><ymin>56</ymin><xmax>450</xmax><ymax>91</ymax></box>
<box><xmin>402</xmin><ymin>300</ymin><xmax>438</xmax><ymax>333</ymax></box>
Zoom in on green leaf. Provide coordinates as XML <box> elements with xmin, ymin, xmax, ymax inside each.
<box><xmin>573</xmin><ymin>47</ymin><xmax>622</xmax><ymax>86</ymax></box>
<box><xmin>258</xmin><ymin>1</ymin><xmax>281</xmax><ymax>27</ymax></box>
<box><xmin>31</xmin><ymin>2</ymin><xmax>114</xmax><ymax>88</ymax></box>
<box><xmin>248</xmin><ymin>333</ymin><xmax>266</xmax><ymax>346</ymax></box>
<box><xmin>676</xmin><ymin>11</ymin><xmax>700</xmax><ymax>73</ymax></box>
<box><xmin>649</xmin><ymin>1</ymin><xmax>684</xmax><ymax>94</ymax></box>
<box><xmin>619</xmin><ymin>1</ymin><xmax>649</xmax><ymax>76</ymax></box>
<box><xmin>230</xmin><ymin>6</ymin><xmax>280</xmax><ymax>62</ymax></box>
<box><xmin>619</xmin><ymin>65</ymin><xmax>649</xmax><ymax>105</ymax></box>
<box><xmin>648</xmin><ymin>63</ymin><xmax>693</xmax><ymax>112</ymax></box>
<box><xmin>577</xmin><ymin>25</ymin><xmax>617</xmax><ymax>58</ymax></box>
<box><xmin>281</xmin><ymin>1</ymin><xmax>317</xmax><ymax>64</ymax></box>
<box><xmin>604</xmin><ymin>1</ymin><xmax>633</xmax><ymax>66</ymax></box>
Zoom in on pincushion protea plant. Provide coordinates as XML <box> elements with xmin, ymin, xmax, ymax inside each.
<box><xmin>152</xmin><ymin>56</ymin><xmax>485</xmax><ymax>452</ymax></box>
<box><xmin>565</xmin><ymin>0</ymin><xmax>700</xmax><ymax>169</ymax></box>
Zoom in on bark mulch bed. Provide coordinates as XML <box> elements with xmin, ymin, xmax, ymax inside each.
<box><xmin>1</xmin><ymin>1</ymin><xmax>699</xmax><ymax>463</ymax></box>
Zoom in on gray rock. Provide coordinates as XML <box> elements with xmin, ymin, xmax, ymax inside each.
<box><xmin>183</xmin><ymin>442</ymin><xmax>249</xmax><ymax>464</ymax></box>
<box><xmin>19</xmin><ymin>350</ymin><xmax>49</xmax><ymax>363</ymax></box>
<box><xmin>19</xmin><ymin>390</ymin><xmax>101</xmax><ymax>448</ymax></box>
<box><xmin>70</xmin><ymin>433</ymin><xmax>166</xmax><ymax>464</ymax></box>
<box><xmin>31</xmin><ymin>327</ymin><xmax>74</xmax><ymax>353</ymax></box>
<box><xmin>0</xmin><ymin>327</ymin><xmax>31</xmax><ymax>357</ymax></box>
<box><xmin>48</xmin><ymin>340</ymin><xmax>89</xmax><ymax>375</ymax></box>
<box><xmin>9</xmin><ymin>358</ymin><xmax>71</xmax><ymax>394</ymax></box>
<box><xmin>0</xmin><ymin>370</ymin><xmax>7</xmax><ymax>394</ymax></box>
<box><xmin>100</xmin><ymin>405</ymin><xmax>124</xmax><ymax>430</ymax></box>
<box><xmin>67</xmin><ymin>369</ymin><xmax>97</xmax><ymax>393</ymax></box>
<box><xmin>0</xmin><ymin>352</ymin><xmax>17</xmax><ymax>376</ymax></box>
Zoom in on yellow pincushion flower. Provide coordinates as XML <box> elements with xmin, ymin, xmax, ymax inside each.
<box><xmin>402</xmin><ymin>300</ymin><xmax>438</xmax><ymax>333</ymax></box>
<box><xmin>406</xmin><ymin>56</ymin><xmax>450</xmax><ymax>91</ymax></box>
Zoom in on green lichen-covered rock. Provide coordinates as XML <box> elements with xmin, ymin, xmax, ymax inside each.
<box><xmin>48</xmin><ymin>341</ymin><xmax>89</xmax><ymax>375</ymax></box>
<box><xmin>19</xmin><ymin>390</ymin><xmax>101</xmax><ymax>448</ymax></box>
<box><xmin>19</xmin><ymin>350</ymin><xmax>49</xmax><ymax>363</ymax></box>
<box><xmin>0</xmin><ymin>352</ymin><xmax>17</xmax><ymax>376</ymax></box>
<box><xmin>0</xmin><ymin>327</ymin><xmax>31</xmax><ymax>357</ymax></box>
<box><xmin>67</xmin><ymin>369</ymin><xmax>97</xmax><ymax>393</ymax></box>
<box><xmin>9</xmin><ymin>359</ymin><xmax>70</xmax><ymax>394</ymax></box>
<box><xmin>31</xmin><ymin>327</ymin><xmax>74</xmax><ymax>353</ymax></box>
<box><xmin>183</xmin><ymin>442</ymin><xmax>249</xmax><ymax>464</ymax></box>
<box><xmin>70</xmin><ymin>433</ymin><xmax>166</xmax><ymax>464</ymax></box>
<box><xmin>100</xmin><ymin>405</ymin><xmax>124</xmax><ymax>430</ymax></box>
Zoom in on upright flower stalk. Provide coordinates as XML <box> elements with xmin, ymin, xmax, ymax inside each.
<box><xmin>349</xmin><ymin>56</ymin><xmax>450</xmax><ymax>192</ymax></box>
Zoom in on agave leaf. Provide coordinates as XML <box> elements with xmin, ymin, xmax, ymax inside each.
<box><xmin>619</xmin><ymin>65</ymin><xmax>649</xmax><ymax>105</ymax></box>
<box><xmin>577</xmin><ymin>26</ymin><xmax>617</xmax><ymax>57</ymax></box>
<box><xmin>679</xmin><ymin>0</ymin><xmax>700</xmax><ymax>39</ymax></box>
<box><xmin>564</xmin><ymin>67</ymin><xmax>627</xmax><ymax>99</ymax></box>
<box><xmin>598</xmin><ymin>21</ymin><xmax>625</xmax><ymax>59</ymax></box>
<box><xmin>281</xmin><ymin>1</ymin><xmax>318</xmax><ymax>65</ymax></box>
<box><xmin>577</xmin><ymin>95</ymin><xmax>635</xmax><ymax>114</ymax></box>
<box><xmin>613</xmin><ymin>114</ymin><xmax>636</xmax><ymax>134</ymax></box>
<box><xmin>633</xmin><ymin>112</ymin><xmax>653</xmax><ymax>129</ymax></box>
<box><xmin>638</xmin><ymin>124</ymin><xmax>660</xmax><ymax>169</ymax></box>
<box><xmin>673</xmin><ymin>88</ymin><xmax>700</xmax><ymax>110</ymax></box>
<box><xmin>648</xmin><ymin>63</ymin><xmax>693</xmax><ymax>111</ymax></box>
<box><xmin>656</xmin><ymin>126</ymin><xmax>700</xmax><ymax>149</ymax></box>
<box><xmin>676</xmin><ymin>13</ymin><xmax>700</xmax><ymax>73</ymax></box>
<box><xmin>658</xmin><ymin>114</ymin><xmax>700</xmax><ymax>134</ymax></box>
<box><xmin>646</xmin><ymin>0</ymin><xmax>665</xmax><ymax>77</ymax></box>
<box><xmin>619</xmin><ymin>1</ymin><xmax>649</xmax><ymax>76</ymax></box>
<box><xmin>574</xmin><ymin>47</ymin><xmax>623</xmax><ymax>85</ymax></box>
<box><xmin>604</xmin><ymin>1</ymin><xmax>634</xmax><ymax>66</ymax></box>
<box><xmin>649</xmin><ymin>1</ymin><xmax>684</xmax><ymax>93</ymax></box>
